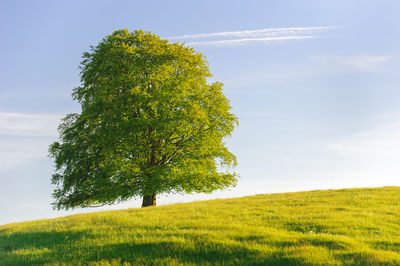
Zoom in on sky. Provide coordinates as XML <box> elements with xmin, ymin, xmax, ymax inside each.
<box><xmin>1</xmin><ymin>0</ymin><xmax>400</xmax><ymax>225</ymax></box>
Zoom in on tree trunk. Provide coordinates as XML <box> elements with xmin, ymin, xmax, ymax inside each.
<box><xmin>142</xmin><ymin>193</ymin><xmax>156</xmax><ymax>207</ymax></box>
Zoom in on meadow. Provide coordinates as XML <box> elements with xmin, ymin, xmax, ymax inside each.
<box><xmin>1</xmin><ymin>186</ymin><xmax>399</xmax><ymax>265</ymax></box>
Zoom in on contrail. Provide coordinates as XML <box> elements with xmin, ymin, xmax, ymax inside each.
<box><xmin>169</xmin><ymin>26</ymin><xmax>335</xmax><ymax>40</ymax></box>
<box><xmin>186</xmin><ymin>36</ymin><xmax>319</xmax><ymax>46</ymax></box>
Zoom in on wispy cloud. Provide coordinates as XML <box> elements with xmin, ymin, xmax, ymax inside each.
<box><xmin>169</xmin><ymin>26</ymin><xmax>336</xmax><ymax>46</ymax></box>
<box><xmin>169</xmin><ymin>26</ymin><xmax>335</xmax><ymax>39</ymax></box>
<box><xmin>0</xmin><ymin>112</ymin><xmax>62</xmax><ymax>137</ymax></box>
<box><xmin>186</xmin><ymin>36</ymin><xmax>319</xmax><ymax>46</ymax></box>
<box><xmin>0</xmin><ymin>136</ymin><xmax>51</xmax><ymax>172</ymax></box>
<box><xmin>322</xmin><ymin>116</ymin><xmax>400</xmax><ymax>186</ymax></box>
<box><xmin>0</xmin><ymin>112</ymin><xmax>63</xmax><ymax>172</ymax></box>
<box><xmin>329</xmin><ymin>124</ymin><xmax>400</xmax><ymax>157</ymax></box>
<box><xmin>328</xmin><ymin>118</ymin><xmax>400</xmax><ymax>173</ymax></box>
<box><xmin>312</xmin><ymin>55</ymin><xmax>391</xmax><ymax>72</ymax></box>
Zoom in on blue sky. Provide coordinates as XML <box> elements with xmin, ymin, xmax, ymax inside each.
<box><xmin>1</xmin><ymin>0</ymin><xmax>400</xmax><ymax>225</ymax></box>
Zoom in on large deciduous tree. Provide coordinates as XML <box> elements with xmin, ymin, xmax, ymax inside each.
<box><xmin>49</xmin><ymin>29</ymin><xmax>238</xmax><ymax>209</ymax></box>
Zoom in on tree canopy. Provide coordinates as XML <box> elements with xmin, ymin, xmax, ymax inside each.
<box><xmin>49</xmin><ymin>29</ymin><xmax>238</xmax><ymax>209</ymax></box>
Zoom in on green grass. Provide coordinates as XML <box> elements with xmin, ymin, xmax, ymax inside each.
<box><xmin>1</xmin><ymin>187</ymin><xmax>400</xmax><ymax>265</ymax></box>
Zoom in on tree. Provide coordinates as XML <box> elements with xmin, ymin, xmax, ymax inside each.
<box><xmin>49</xmin><ymin>29</ymin><xmax>238</xmax><ymax>209</ymax></box>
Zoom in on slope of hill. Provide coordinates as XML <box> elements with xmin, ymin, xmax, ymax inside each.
<box><xmin>1</xmin><ymin>187</ymin><xmax>400</xmax><ymax>265</ymax></box>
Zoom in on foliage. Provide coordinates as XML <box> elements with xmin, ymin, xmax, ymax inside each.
<box><xmin>49</xmin><ymin>29</ymin><xmax>238</xmax><ymax>209</ymax></box>
<box><xmin>1</xmin><ymin>187</ymin><xmax>400</xmax><ymax>265</ymax></box>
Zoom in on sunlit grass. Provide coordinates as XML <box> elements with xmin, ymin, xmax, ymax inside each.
<box><xmin>1</xmin><ymin>187</ymin><xmax>399</xmax><ymax>265</ymax></box>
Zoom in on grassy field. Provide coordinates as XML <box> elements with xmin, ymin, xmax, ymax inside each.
<box><xmin>1</xmin><ymin>187</ymin><xmax>399</xmax><ymax>265</ymax></box>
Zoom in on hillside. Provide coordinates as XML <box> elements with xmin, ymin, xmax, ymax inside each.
<box><xmin>1</xmin><ymin>187</ymin><xmax>400</xmax><ymax>265</ymax></box>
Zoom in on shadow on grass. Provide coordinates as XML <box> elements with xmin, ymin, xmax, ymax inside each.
<box><xmin>0</xmin><ymin>230</ymin><xmax>301</xmax><ymax>265</ymax></box>
<box><xmin>99</xmin><ymin>241</ymin><xmax>300</xmax><ymax>265</ymax></box>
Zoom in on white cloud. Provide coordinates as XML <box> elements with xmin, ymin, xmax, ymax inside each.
<box><xmin>0</xmin><ymin>112</ymin><xmax>62</xmax><ymax>137</ymax></box>
<box><xmin>312</xmin><ymin>55</ymin><xmax>391</xmax><ymax>72</ymax></box>
<box><xmin>169</xmin><ymin>26</ymin><xmax>336</xmax><ymax>47</ymax></box>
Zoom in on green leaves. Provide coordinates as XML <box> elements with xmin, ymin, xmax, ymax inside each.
<box><xmin>49</xmin><ymin>29</ymin><xmax>238</xmax><ymax>209</ymax></box>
